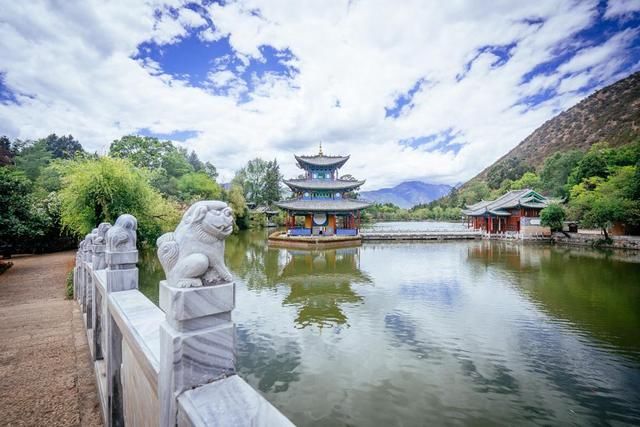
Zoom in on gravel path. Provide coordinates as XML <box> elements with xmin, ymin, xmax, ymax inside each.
<box><xmin>0</xmin><ymin>252</ymin><xmax>102</xmax><ymax>426</ymax></box>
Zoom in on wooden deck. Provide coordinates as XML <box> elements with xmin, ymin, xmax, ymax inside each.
<box><xmin>361</xmin><ymin>231</ymin><xmax>482</xmax><ymax>241</ymax></box>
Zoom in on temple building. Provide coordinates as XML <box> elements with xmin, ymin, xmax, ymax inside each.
<box><xmin>275</xmin><ymin>146</ymin><xmax>371</xmax><ymax>238</ymax></box>
<box><xmin>463</xmin><ymin>189</ymin><xmax>550</xmax><ymax>234</ymax></box>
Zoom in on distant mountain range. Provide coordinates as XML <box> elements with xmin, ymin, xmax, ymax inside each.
<box><xmin>360</xmin><ymin>181</ymin><xmax>452</xmax><ymax>208</ymax></box>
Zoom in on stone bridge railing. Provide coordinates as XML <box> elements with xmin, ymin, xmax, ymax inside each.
<box><xmin>74</xmin><ymin>202</ymin><xmax>293</xmax><ymax>427</ymax></box>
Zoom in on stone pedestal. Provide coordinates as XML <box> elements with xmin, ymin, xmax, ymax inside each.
<box><xmin>91</xmin><ymin>241</ymin><xmax>107</xmax><ymax>361</ymax></box>
<box><xmin>104</xmin><ymin>216</ymin><xmax>138</xmax><ymax>427</ymax></box>
<box><xmin>159</xmin><ymin>281</ymin><xmax>236</xmax><ymax>427</ymax></box>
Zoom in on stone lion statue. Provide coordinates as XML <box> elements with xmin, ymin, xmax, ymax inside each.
<box><xmin>157</xmin><ymin>201</ymin><xmax>234</xmax><ymax>288</ymax></box>
<box><xmin>106</xmin><ymin>214</ymin><xmax>137</xmax><ymax>253</ymax></box>
<box><xmin>95</xmin><ymin>222</ymin><xmax>112</xmax><ymax>245</ymax></box>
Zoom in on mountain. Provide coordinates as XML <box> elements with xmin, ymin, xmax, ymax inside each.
<box><xmin>471</xmin><ymin>71</ymin><xmax>640</xmax><ymax>183</ymax></box>
<box><xmin>361</xmin><ymin>181</ymin><xmax>453</xmax><ymax>208</ymax></box>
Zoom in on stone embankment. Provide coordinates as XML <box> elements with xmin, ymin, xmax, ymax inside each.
<box><xmin>552</xmin><ymin>232</ymin><xmax>640</xmax><ymax>250</ymax></box>
<box><xmin>0</xmin><ymin>251</ymin><xmax>102</xmax><ymax>426</ymax></box>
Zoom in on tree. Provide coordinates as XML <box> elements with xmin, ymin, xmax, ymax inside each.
<box><xmin>0</xmin><ymin>169</ymin><xmax>53</xmax><ymax>257</ymax></box>
<box><xmin>14</xmin><ymin>140</ymin><xmax>52</xmax><ymax>181</ymax></box>
<box><xmin>0</xmin><ymin>135</ymin><xmax>13</xmax><ymax>165</ymax></box>
<box><xmin>540</xmin><ymin>150</ymin><xmax>584</xmax><ymax>197</ymax></box>
<box><xmin>57</xmin><ymin>156</ymin><xmax>180</xmax><ymax>245</ymax></box>
<box><xmin>511</xmin><ymin>172</ymin><xmax>542</xmax><ymax>191</ymax></box>
<box><xmin>459</xmin><ymin>181</ymin><xmax>491</xmax><ymax>206</ymax></box>
<box><xmin>263</xmin><ymin>159</ymin><xmax>283</xmax><ymax>204</ymax></box>
<box><xmin>234</xmin><ymin>158</ymin><xmax>283</xmax><ymax>206</ymax></box>
<box><xmin>162</xmin><ymin>148</ymin><xmax>193</xmax><ymax>177</ymax></box>
<box><xmin>540</xmin><ymin>203</ymin><xmax>565</xmax><ymax>231</ymax></box>
<box><xmin>187</xmin><ymin>150</ymin><xmax>204</xmax><ymax>171</ymax></box>
<box><xmin>176</xmin><ymin>172</ymin><xmax>222</xmax><ymax>202</ymax></box>
<box><xmin>486</xmin><ymin>158</ymin><xmax>533</xmax><ymax>189</ymax></box>
<box><xmin>567</xmin><ymin>142</ymin><xmax>611</xmax><ymax>188</ymax></box>
<box><xmin>225</xmin><ymin>183</ymin><xmax>249</xmax><ymax>229</ymax></box>
<box><xmin>568</xmin><ymin>166</ymin><xmax>639</xmax><ymax>239</ymax></box>
<box><xmin>110</xmin><ymin>135</ymin><xmax>177</xmax><ymax>170</ymax></box>
<box><xmin>42</xmin><ymin>134</ymin><xmax>84</xmax><ymax>159</ymax></box>
<box><xmin>203</xmin><ymin>162</ymin><xmax>218</xmax><ymax>179</ymax></box>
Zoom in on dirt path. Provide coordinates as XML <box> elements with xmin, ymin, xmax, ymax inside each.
<box><xmin>0</xmin><ymin>252</ymin><xmax>102</xmax><ymax>426</ymax></box>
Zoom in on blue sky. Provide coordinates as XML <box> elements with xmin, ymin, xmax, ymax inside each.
<box><xmin>0</xmin><ymin>0</ymin><xmax>639</xmax><ymax>188</ymax></box>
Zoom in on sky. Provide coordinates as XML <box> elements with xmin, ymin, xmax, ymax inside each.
<box><xmin>0</xmin><ymin>0</ymin><xmax>639</xmax><ymax>189</ymax></box>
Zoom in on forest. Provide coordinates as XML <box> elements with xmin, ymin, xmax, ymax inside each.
<box><xmin>0</xmin><ymin>134</ymin><xmax>283</xmax><ymax>257</ymax></box>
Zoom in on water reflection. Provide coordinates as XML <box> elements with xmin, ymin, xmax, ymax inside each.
<box><xmin>466</xmin><ymin>241</ymin><xmax>640</xmax><ymax>357</ymax></box>
<box><xmin>279</xmin><ymin>249</ymin><xmax>371</xmax><ymax>328</ymax></box>
<box><xmin>138</xmin><ymin>230</ymin><xmax>640</xmax><ymax>426</ymax></box>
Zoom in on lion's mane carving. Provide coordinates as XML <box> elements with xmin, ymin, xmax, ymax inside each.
<box><xmin>157</xmin><ymin>201</ymin><xmax>234</xmax><ymax>288</ymax></box>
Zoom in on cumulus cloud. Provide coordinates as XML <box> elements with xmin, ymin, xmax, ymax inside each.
<box><xmin>0</xmin><ymin>0</ymin><xmax>638</xmax><ymax>188</ymax></box>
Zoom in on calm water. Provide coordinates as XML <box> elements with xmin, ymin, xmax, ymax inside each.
<box><xmin>139</xmin><ymin>228</ymin><xmax>640</xmax><ymax>426</ymax></box>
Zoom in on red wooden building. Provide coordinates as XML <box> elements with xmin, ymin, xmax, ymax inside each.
<box><xmin>463</xmin><ymin>189</ymin><xmax>549</xmax><ymax>234</ymax></box>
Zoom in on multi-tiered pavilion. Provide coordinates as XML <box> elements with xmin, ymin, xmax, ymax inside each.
<box><xmin>272</xmin><ymin>146</ymin><xmax>370</xmax><ymax>245</ymax></box>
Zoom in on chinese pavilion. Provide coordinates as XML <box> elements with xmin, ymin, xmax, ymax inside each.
<box><xmin>463</xmin><ymin>189</ymin><xmax>550</xmax><ymax>234</ymax></box>
<box><xmin>275</xmin><ymin>145</ymin><xmax>371</xmax><ymax>238</ymax></box>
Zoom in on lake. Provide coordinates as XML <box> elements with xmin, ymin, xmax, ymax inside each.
<box><xmin>139</xmin><ymin>226</ymin><xmax>640</xmax><ymax>426</ymax></box>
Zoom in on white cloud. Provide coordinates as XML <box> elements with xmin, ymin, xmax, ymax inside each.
<box><xmin>0</xmin><ymin>0</ymin><xmax>638</xmax><ymax>189</ymax></box>
<box><xmin>178</xmin><ymin>8</ymin><xmax>206</xmax><ymax>28</ymax></box>
<box><xmin>604</xmin><ymin>0</ymin><xmax>640</xmax><ymax>19</ymax></box>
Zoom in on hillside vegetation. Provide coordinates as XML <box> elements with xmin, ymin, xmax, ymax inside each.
<box><xmin>473</xmin><ymin>71</ymin><xmax>640</xmax><ymax>183</ymax></box>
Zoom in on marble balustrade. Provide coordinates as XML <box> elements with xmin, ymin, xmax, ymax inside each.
<box><xmin>73</xmin><ymin>212</ymin><xmax>293</xmax><ymax>427</ymax></box>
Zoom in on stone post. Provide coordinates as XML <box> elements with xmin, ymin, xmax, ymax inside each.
<box><xmin>74</xmin><ymin>239</ymin><xmax>86</xmax><ymax>302</ymax></box>
<box><xmin>82</xmin><ymin>232</ymin><xmax>95</xmax><ymax>314</ymax></box>
<box><xmin>92</xmin><ymin>222</ymin><xmax>111</xmax><ymax>361</ymax></box>
<box><xmin>86</xmin><ymin>228</ymin><xmax>99</xmax><ymax>330</ymax></box>
<box><xmin>157</xmin><ymin>201</ymin><xmax>236</xmax><ymax>427</ymax></box>
<box><xmin>104</xmin><ymin>214</ymin><xmax>138</xmax><ymax>427</ymax></box>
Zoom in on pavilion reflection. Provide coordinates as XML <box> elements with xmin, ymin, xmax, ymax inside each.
<box><xmin>278</xmin><ymin>247</ymin><xmax>371</xmax><ymax>329</ymax></box>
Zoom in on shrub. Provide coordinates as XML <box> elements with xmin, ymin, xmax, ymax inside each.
<box><xmin>58</xmin><ymin>156</ymin><xmax>180</xmax><ymax>245</ymax></box>
<box><xmin>540</xmin><ymin>203</ymin><xmax>566</xmax><ymax>231</ymax></box>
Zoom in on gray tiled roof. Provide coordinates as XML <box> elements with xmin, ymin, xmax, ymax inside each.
<box><xmin>295</xmin><ymin>154</ymin><xmax>350</xmax><ymax>168</ymax></box>
<box><xmin>276</xmin><ymin>198</ymin><xmax>372</xmax><ymax>212</ymax></box>
<box><xmin>462</xmin><ymin>189</ymin><xmax>549</xmax><ymax>216</ymax></box>
<box><xmin>283</xmin><ymin>178</ymin><xmax>365</xmax><ymax>191</ymax></box>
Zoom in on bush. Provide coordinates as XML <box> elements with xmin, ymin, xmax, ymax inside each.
<box><xmin>58</xmin><ymin>156</ymin><xmax>180</xmax><ymax>245</ymax></box>
<box><xmin>540</xmin><ymin>203</ymin><xmax>565</xmax><ymax>231</ymax></box>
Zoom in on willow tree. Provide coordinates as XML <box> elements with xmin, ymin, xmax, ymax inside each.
<box><xmin>58</xmin><ymin>156</ymin><xmax>180</xmax><ymax>245</ymax></box>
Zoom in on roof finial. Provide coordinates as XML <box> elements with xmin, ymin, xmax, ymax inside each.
<box><xmin>319</xmin><ymin>142</ymin><xmax>323</xmax><ymax>156</ymax></box>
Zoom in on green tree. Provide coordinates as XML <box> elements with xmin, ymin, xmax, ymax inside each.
<box><xmin>176</xmin><ymin>172</ymin><xmax>222</xmax><ymax>202</ymax></box>
<box><xmin>225</xmin><ymin>183</ymin><xmax>249</xmax><ymax>229</ymax></box>
<box><xmin>162</xmin><ymin>148</ymin><xmax>194</xmax><ymax>177</ymax></box>
<box><xmin>14</xmin><ymin>140</ymin><xmax>52</xmax><ymax>181</ymax></box>
<box><xmin>109</xmin><ymin>135</ymin><xmax>175</xmax><ymax>169</ymax></box>
<box><xmin>540</xmin><ymin>150</ymin><xmax>584</xmax><ymax>197</ymax></box>
<box><xmin>511</xmin><ymin>172</ymin><xmax>542</xmax><ymax>191</ymax></box>
<box><xmin>486</xmin><ymin>158</ymin><xmax>533</xmax><ymax>189</ymax></box>
<box><xmin>58</xmin><ymin>156</ymin><xmax>179</xmax><ymax>245</ymax></box>
<box><xmin>42</xmin><ymin>134</ymin><xmax>84</xmax><ymax>159</ymax></box>
<box><xmin>234</xmin><ymin>158</ymin><xmax>283</xmax><ymax>206</ymax></box>
<box><xmin>540</xmin><ymin>203</ymin><xmax>565</xmax><ymax>231</ymax></box>
<box><xmin>263</xmin><ymin>159</ymin><xmax>283</xmax><ymax>204</ymax></box>
<box><xmin>568</xmin><ymin>166</ymin><xmax>639</xmax><ymax>239</ymax></box>
<box><xmin>459</xmin><ymin>181</ymin><xmax>491</xmax><ymax>206</ymax></box>
<box><xmin>0</xmin><ymin>169</ymin><xmax>52</xmax><ymax>257</ymax></box>
<box><xmin>567</xmin><ymin>142</ymin><xmax>611</xmax><ymax>188</ymax></box>
<box><xmin>0</xmin><ymin>135</ymin><xmax>13</xmax><ymax>165</ymax></box>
